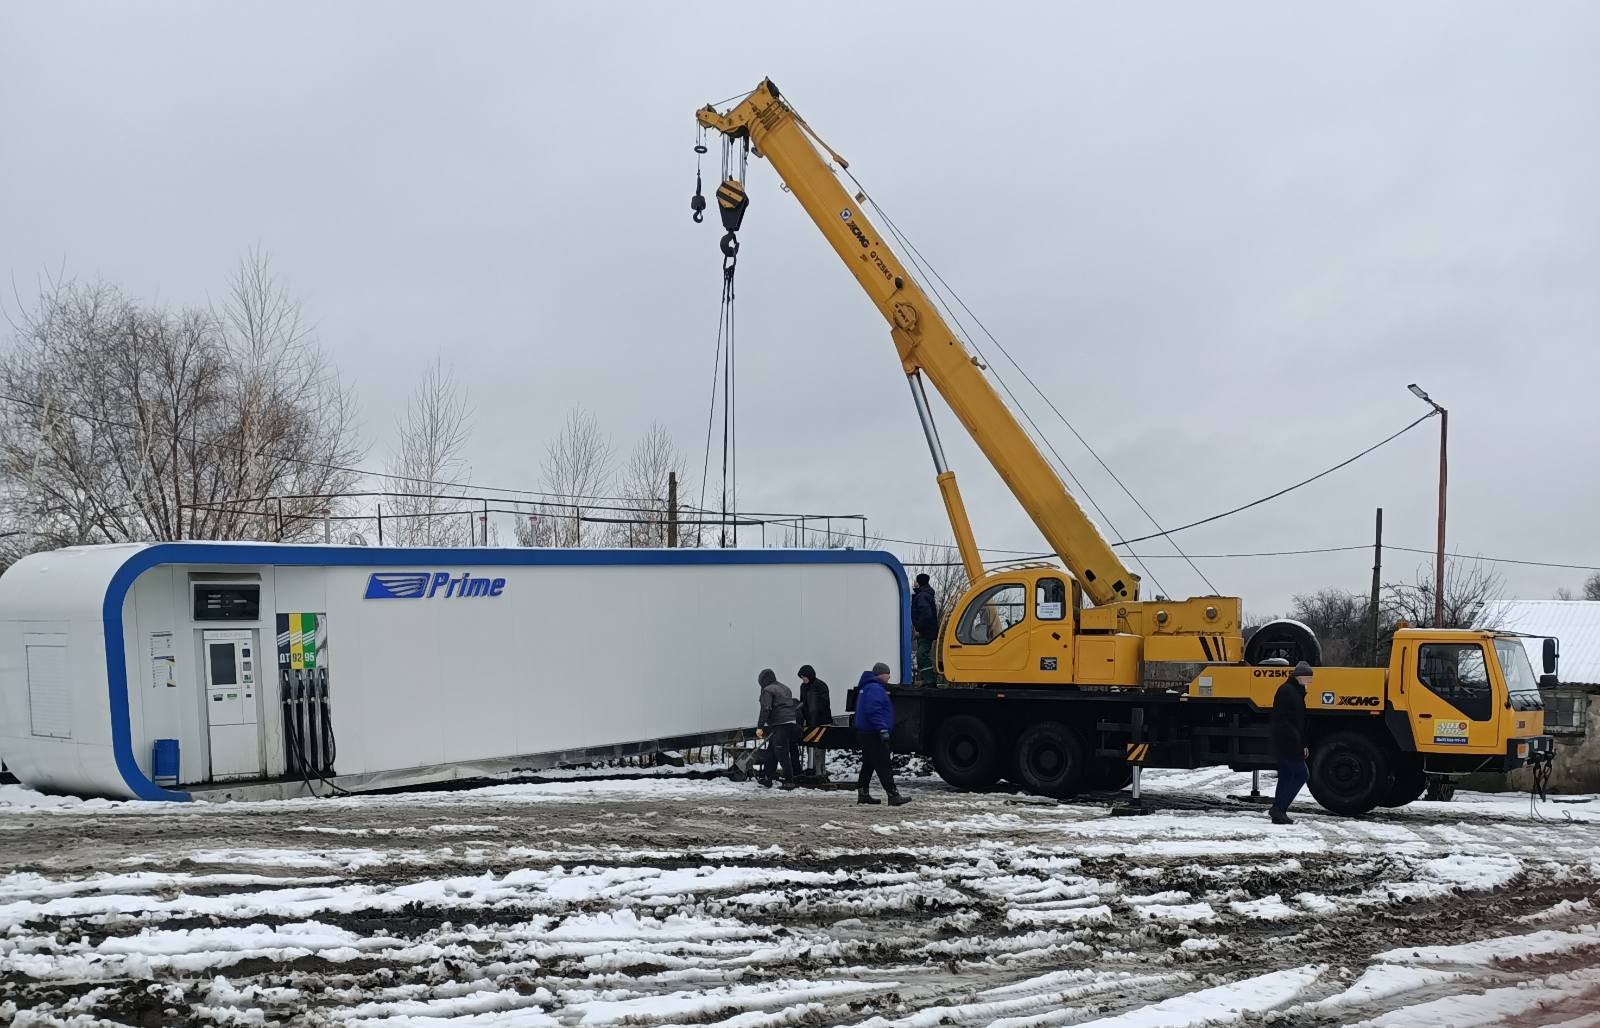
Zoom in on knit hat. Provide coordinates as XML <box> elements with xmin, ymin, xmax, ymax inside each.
<box><xmin>1292</xmin><ymin>661</ymin><xmax>1315</xmax><ymax>679</ymax></box>
<box><xmin>915</xmin><ymin>573</ymin><xmax>931</xmax><ymax>587</ymax></box>
<box><xmin>758</xmin><ymin>668</ymin><xmax>777</xmax><ymax>687</ymax></box>
<box><xmin>797</xmin><ymin>664</ymin><xmax>816</xmax><ymax>680</ymax></box>
<box><xmin>872</xmin><ymin>661</ymin><xmax>892</xmax><ymax>676</ymax></box>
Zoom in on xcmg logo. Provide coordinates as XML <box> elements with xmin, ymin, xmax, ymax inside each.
<box><xmin>364</xmin><ymin>571</ymin><xmax>507</xmax><ymax>600</ymax></box>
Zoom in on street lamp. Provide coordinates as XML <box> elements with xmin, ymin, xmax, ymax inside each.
<box><xmin>1407</xmin><ymin>384</ymin><xmax>1447</xmax><ymax>628</ymax></box>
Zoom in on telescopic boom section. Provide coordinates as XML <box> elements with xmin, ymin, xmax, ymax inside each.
<box><xmin>697</xmin><ymin>80</ymin><xmax>1140</xmax><ymax>605</ymax></box>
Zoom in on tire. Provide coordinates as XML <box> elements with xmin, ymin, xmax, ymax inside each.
<box><xmin>933</xmin><ymin>714</ymin><xmax>1003</xmax><ymax>789</ymax></box>
<box><xmin>1083</xmin><ymin>757</ymin><xmax>1133</xmax><ymax>792</ymax></box>
<box><xmin>1308</xmin><ymin>730</ymin><xmax>1394</xmax><ymax>816</ymax></box>
<box><xmin>1015</xmin><ymin>722</ymin><xmax>1087</xmax><ymax>798</ymax></box>
<box><xmin>1381</xmin><ymin>757</ymin><xmax>1427</xmax><ymax>808</ymax></box>
<box><xmin>1244</xmin><ymin>620</ymin><xmax>1323</xmax><ymax>667</ymax></box>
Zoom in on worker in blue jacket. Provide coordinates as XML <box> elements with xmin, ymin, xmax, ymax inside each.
<box><xmin>852</xmin><ymin>662</ymin><xmax>909</xmax><ymax>806</ymax></box>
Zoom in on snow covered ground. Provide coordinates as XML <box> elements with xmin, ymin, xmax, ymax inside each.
<box><xmin>2</xmin><ymin>764</ymin><xmax>1599</xmax><ymax>1026</ymax></box>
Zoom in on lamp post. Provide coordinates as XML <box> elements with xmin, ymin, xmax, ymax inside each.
<box><xmin>1408</xmin><ymin>384</ymin><xmax>1447</xmax><ymax>628</ymax></box>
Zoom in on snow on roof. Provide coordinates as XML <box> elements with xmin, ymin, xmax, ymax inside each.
<box><xmin>1497</xmin><ymin>600</ymin><xmax>1600</xmax><ymax>686</ymax></box>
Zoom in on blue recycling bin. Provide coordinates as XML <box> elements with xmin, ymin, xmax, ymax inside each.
<box><xmin>152</xmin><ymin>739</ymin><xmax>179</xmax><ymax>788</ymax></box>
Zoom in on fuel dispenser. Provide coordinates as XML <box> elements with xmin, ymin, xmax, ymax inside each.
<box><xmin>202</xmin><ymin>628</ymin><xmax>262</xmax><ymax>779</ymax></box>
<box><xmin>277</xmin><ymin>613</ymin><xmax>335</xmax><ymax>779</ymax></box>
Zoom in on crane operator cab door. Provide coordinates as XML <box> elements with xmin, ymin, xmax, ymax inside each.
<box><xmin>942</xmin><ymin>572</ymin><xmax>1076</xmax><ymax>685</ymax></box>
<box><xmin>944</xmin><ymin>579</ymin><xmax>1031</xmax><ymax>682</ymax></box>
<box><xmin>203</xmin><ymin>628</ymin><xmax>263</xmax><ymax>780</ymax></box>
<box><xmin>1406</xmin><ymin>639</ymin><xmax>1504</xmax><ymax>754</ymax></box>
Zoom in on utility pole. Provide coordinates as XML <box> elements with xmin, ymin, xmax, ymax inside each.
<box><xmin>1408</xmin><ymin>384</ymin><xmax>1448</xmax><ymax>628</ymax></box>
<box><xmin>1369</xmin><ymin>507</ymin><xmax>1383</xmax><ymax>666</ymax></box>
<box><xmin>666</xmin><ymin>472</ymin><xmax>679</xmax><ymax>548</ymax></box>
<box><xmin>377</xmin><ymin>504</ymin><xmax>384</xmax><ymax>546</ymax></box>
<box><xmin>482</xmin><ymin>498</ymin><xmax>489</xmax><ymax>546</ymax></box>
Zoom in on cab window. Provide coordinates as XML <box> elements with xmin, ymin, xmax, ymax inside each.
<box><xmin>1417</xmin><ymin>643</ymin><xmax>1493</xmax><ymax>721</ymax></box>
<box><xmin>1493</xmin><ymin>638</ymin><xmax>1544</xmax><ymax>713</ymax></box>
<box><xmin>1036</xmin><ymin>578</ymin><xmax>1066</xmax><ymax>621</ymax></box>
<box><xmin>956</xmin><ymin>583</ymin><xmax>1026</xmax><ymax>644</ymax></box>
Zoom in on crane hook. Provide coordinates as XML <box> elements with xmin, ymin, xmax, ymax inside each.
<box><xmin>690</xmin><ymin>169</ymin><xmax>706</xmax><ymax>224</ymax></box>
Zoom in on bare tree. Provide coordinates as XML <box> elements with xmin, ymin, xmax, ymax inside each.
<box><xmin>1288</xmin><ymin>587</ymin><xmax>1394</xmax><ymax>666</ymax></box>
<box><xmin>515</xmin><ymin>406</ymin><xmax>614</xmax><ymax>547</ymax></box>
<box><xmin>1586</xmin><ymin>572</ymin><xmax>1600</xmax><ymax>601</ymax></box>
<box><xmin>0</xmin><ymin>255</ymin><xmax>360</xmax><ymax>564</ymax></box>
<box><xmin>611</xmin><ymin>422</ymin><xmax>689</xmax><ymax>548</ymax></box>
<box><xmin>1383</xmin><ymin>557</ymin><xmax>1508</xmax><ymax>630</ymax></box>
<box><xmin>386</xmin><ymin>358</ymin><xmax>473</xmax><ymax>547</ymax></box>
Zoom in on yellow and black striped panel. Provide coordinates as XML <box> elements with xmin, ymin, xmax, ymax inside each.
<box><xmin>717</xmin><ymin>179</ymin><xmax>746</xmax><ymax>210</ymax></box>
<box><xmin>1124</xmin><ymin>742</ymin><xmax>1151</xmax><ymax>765</ymax></box>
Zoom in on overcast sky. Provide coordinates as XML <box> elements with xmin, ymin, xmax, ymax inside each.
<box><xmin>2</xmin><ymin>1</ymin><xmax>1596</xmax><ymax>614</ymax></box>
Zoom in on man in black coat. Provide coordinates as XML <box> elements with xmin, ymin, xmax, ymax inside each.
<box><xmin>797</xmin><ymin>664</ymin><xmax>832</xmax><ymax>778</ymax></box>
<box><xmin>1269</xmin><ymin>661</ymin><xmax>1313</xmax><ymax>824</ymax></box>
<box><xmin>911</xmin><ymin>573</ymin><xmax>940</xmax><ymax>685</ymax></box>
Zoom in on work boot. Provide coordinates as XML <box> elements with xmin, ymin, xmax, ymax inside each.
<box><xmin>1269</xmin><ymin>807</ymin><xmax>1293</xmax><ymax>825</ymax></box>
<box><xmin>856</xmin><ymin>790</ymin><xmax>881</xmax><ymax>805</ymax></box>
<box><xmin>887</xmin><ymin>792</ymin><xmax>911</xmax><ymax>807</ymax></box>
<box><xmin>757</xmin><ymin>777</ymin><xmax>773</xmax><ymax>789</ymax></box>
<box><xmin>780</xmin><ymin>782</ymin><xmax>797</xmax><ymax>792</ymax></box>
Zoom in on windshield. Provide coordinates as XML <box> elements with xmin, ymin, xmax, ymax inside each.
<box><xmin>1494</xmin><ymin>638</ymin><xmax>1544</xmax><ymax>712</ymax></box>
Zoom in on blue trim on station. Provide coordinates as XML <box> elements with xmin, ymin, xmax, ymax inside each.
<box><xmin>102</xmin><ymin>544</ymin><xmax>912</xmax><ymax>801</ymax></box>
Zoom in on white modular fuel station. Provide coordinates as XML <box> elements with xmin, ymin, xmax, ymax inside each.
<box><xmin>0</xmin><ymin>543</ymin><xmax>908</xmax><ymax>801</ymax></box>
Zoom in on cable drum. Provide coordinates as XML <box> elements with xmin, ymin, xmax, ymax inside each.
<box><xmin>1243</xmin><ymin>618</ymin><xmax>1323</xmax><ymax>667</ymax></box>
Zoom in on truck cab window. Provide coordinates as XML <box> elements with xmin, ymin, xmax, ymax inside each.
<box><xmin>1417</xmin><ymin>643</ymin><xmax>1493</xmax><ymax>721</ymax></box>
<box><xmin>1036</xmin><ymin>578</ymin><xmax>1066</xmax><ymax>621</ymax></box>
<box><xmin>956</xmin><ymin>583</ymin><xmax>1026</xmax><ymax>645</ymax></box>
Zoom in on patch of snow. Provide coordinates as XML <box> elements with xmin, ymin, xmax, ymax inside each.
<box><xmin>1064</xmin><ymin>965</ymin><xmax>1325</xmax><ymax>1027</ymax></box>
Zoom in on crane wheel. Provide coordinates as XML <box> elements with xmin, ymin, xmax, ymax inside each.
<box><xmin>1084</xmin><ymin>757</ymin><xmax>1133</xmax><ymax>792</ymax></box>
<box><xmin>1244</xmin><ymin>619</ymin><xmax>1323</xmax><ymax>667</ymax></box>
<box><xmin>1308</xmin><ymin>730</ymin><xmax>1393</xmax><ymax>815</ymax></box>
<box><xmin>933</xmin><ymin>714</ymin><xmax>1003</xmax><ymax>789</ymax></box>
<box><xmin>1015</xmin><ymin>722</ymin><xmax>1087</xmax><ymax>798</ymax></box>
<box><xmin>1381</xmin><ymin>757</ymin><xmax>1428</xmax><ymax>808</ymax></box>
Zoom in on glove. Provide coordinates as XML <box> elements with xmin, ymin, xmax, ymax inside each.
<box><xmin>755</xmin><ymin>728</ymin><xmax>765</xmax><ymax>740</ymax></box>
<box><xmin>879</xmin><ymin>730</ymin><xmax>890</xmax><ymax>742</ymax></box>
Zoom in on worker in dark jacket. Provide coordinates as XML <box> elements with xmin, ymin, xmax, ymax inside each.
<box><xmin>1268</xmin><ymin>661</ymin><xmax>1313</xmax><ymax>824</ymax></box>
<box><xmin>797</xmin><ymin>665</ymin><xmax>832</xmax><ymax>778</ymax></box>
<box><xmin>852</xmin><ymin>662</ymin><xmax>908</xmax><ymax>806</ymax></box>
<box><xmin>911</xmin><ymin>574</ymin><xmax>940</xmax><ymax>685</ymax></box>
<box><xmin>755</xmin><ymin>668</ymin><xmax>801</xmax><ymax>790</ymax></box>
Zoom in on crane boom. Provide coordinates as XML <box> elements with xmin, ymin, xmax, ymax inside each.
<box><xmin>697</xmin><ymin>80</ymin><xmax>1140</xmax><ymax>605</ymax></box>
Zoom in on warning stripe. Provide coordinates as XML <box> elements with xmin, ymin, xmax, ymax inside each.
<box><xmin>1125</xmin><ymin>742</ymin><xmax>1150</xmax><ymax>764</ymax></box>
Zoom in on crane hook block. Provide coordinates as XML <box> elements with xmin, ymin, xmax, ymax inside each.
<box><xmin>720</xmin><ymin>232</ymin><xmax>740</xmax><ymax>260</ymax></box>
<box><xmin>691</xmin><ymin>170</ymin><xmax>707</xmax><ymax>223</ymax></box>
<box><xmin>717</xmin><ymin>177</ymin><xmax>749</xmax><ymax>233</ymax></box>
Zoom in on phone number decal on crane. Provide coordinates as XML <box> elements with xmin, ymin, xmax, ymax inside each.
<box><xmin>1433</xmin><ymin>719</ymin><xmax>1469</xmax><ymax>745</ymax></box>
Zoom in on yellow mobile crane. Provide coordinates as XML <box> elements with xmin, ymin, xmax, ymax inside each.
<box><xmin>695</xmin><ymin>79</ymin><xmax>1554</xmax><ymax>814</ymax></box>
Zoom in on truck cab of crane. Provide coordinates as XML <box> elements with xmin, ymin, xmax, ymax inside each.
<box><xmin>1388</xmin><ymin>629</ymin><xmax>1547</xmax><ymax>758</ymax></box>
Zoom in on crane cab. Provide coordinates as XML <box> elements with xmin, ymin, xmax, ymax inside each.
<box><xmin>941</xmin><ymin>566</ymin><xmax>1142</xmax><ymax>687</ymax></box>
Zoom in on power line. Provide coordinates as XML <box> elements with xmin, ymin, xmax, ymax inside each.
<box><xmin>1388</xmin><ymin>545</ymin><xmax>1600</xmax><ymax>574</ymax></box>
<box><xmin>1110</xmin><ymin>411</ymin><xmax>1437</xmax><ymax>546</ymax></box>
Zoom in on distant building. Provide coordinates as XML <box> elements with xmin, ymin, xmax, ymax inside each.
<box><xmin>1498</xmin><ymin>600</ymin><xmax>1600</xmax><ymax>793</ymax></box>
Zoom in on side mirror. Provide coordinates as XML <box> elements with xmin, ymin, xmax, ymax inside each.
<box><xmin>1539</xmin><ymin>674</ymin><xmax>1558</xmax><ymax>688</ymax></box>
<box><xmin>1542</xmin><ymin>637</ymin><xmax>1559</xmax><ymax>677</ymax></box>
